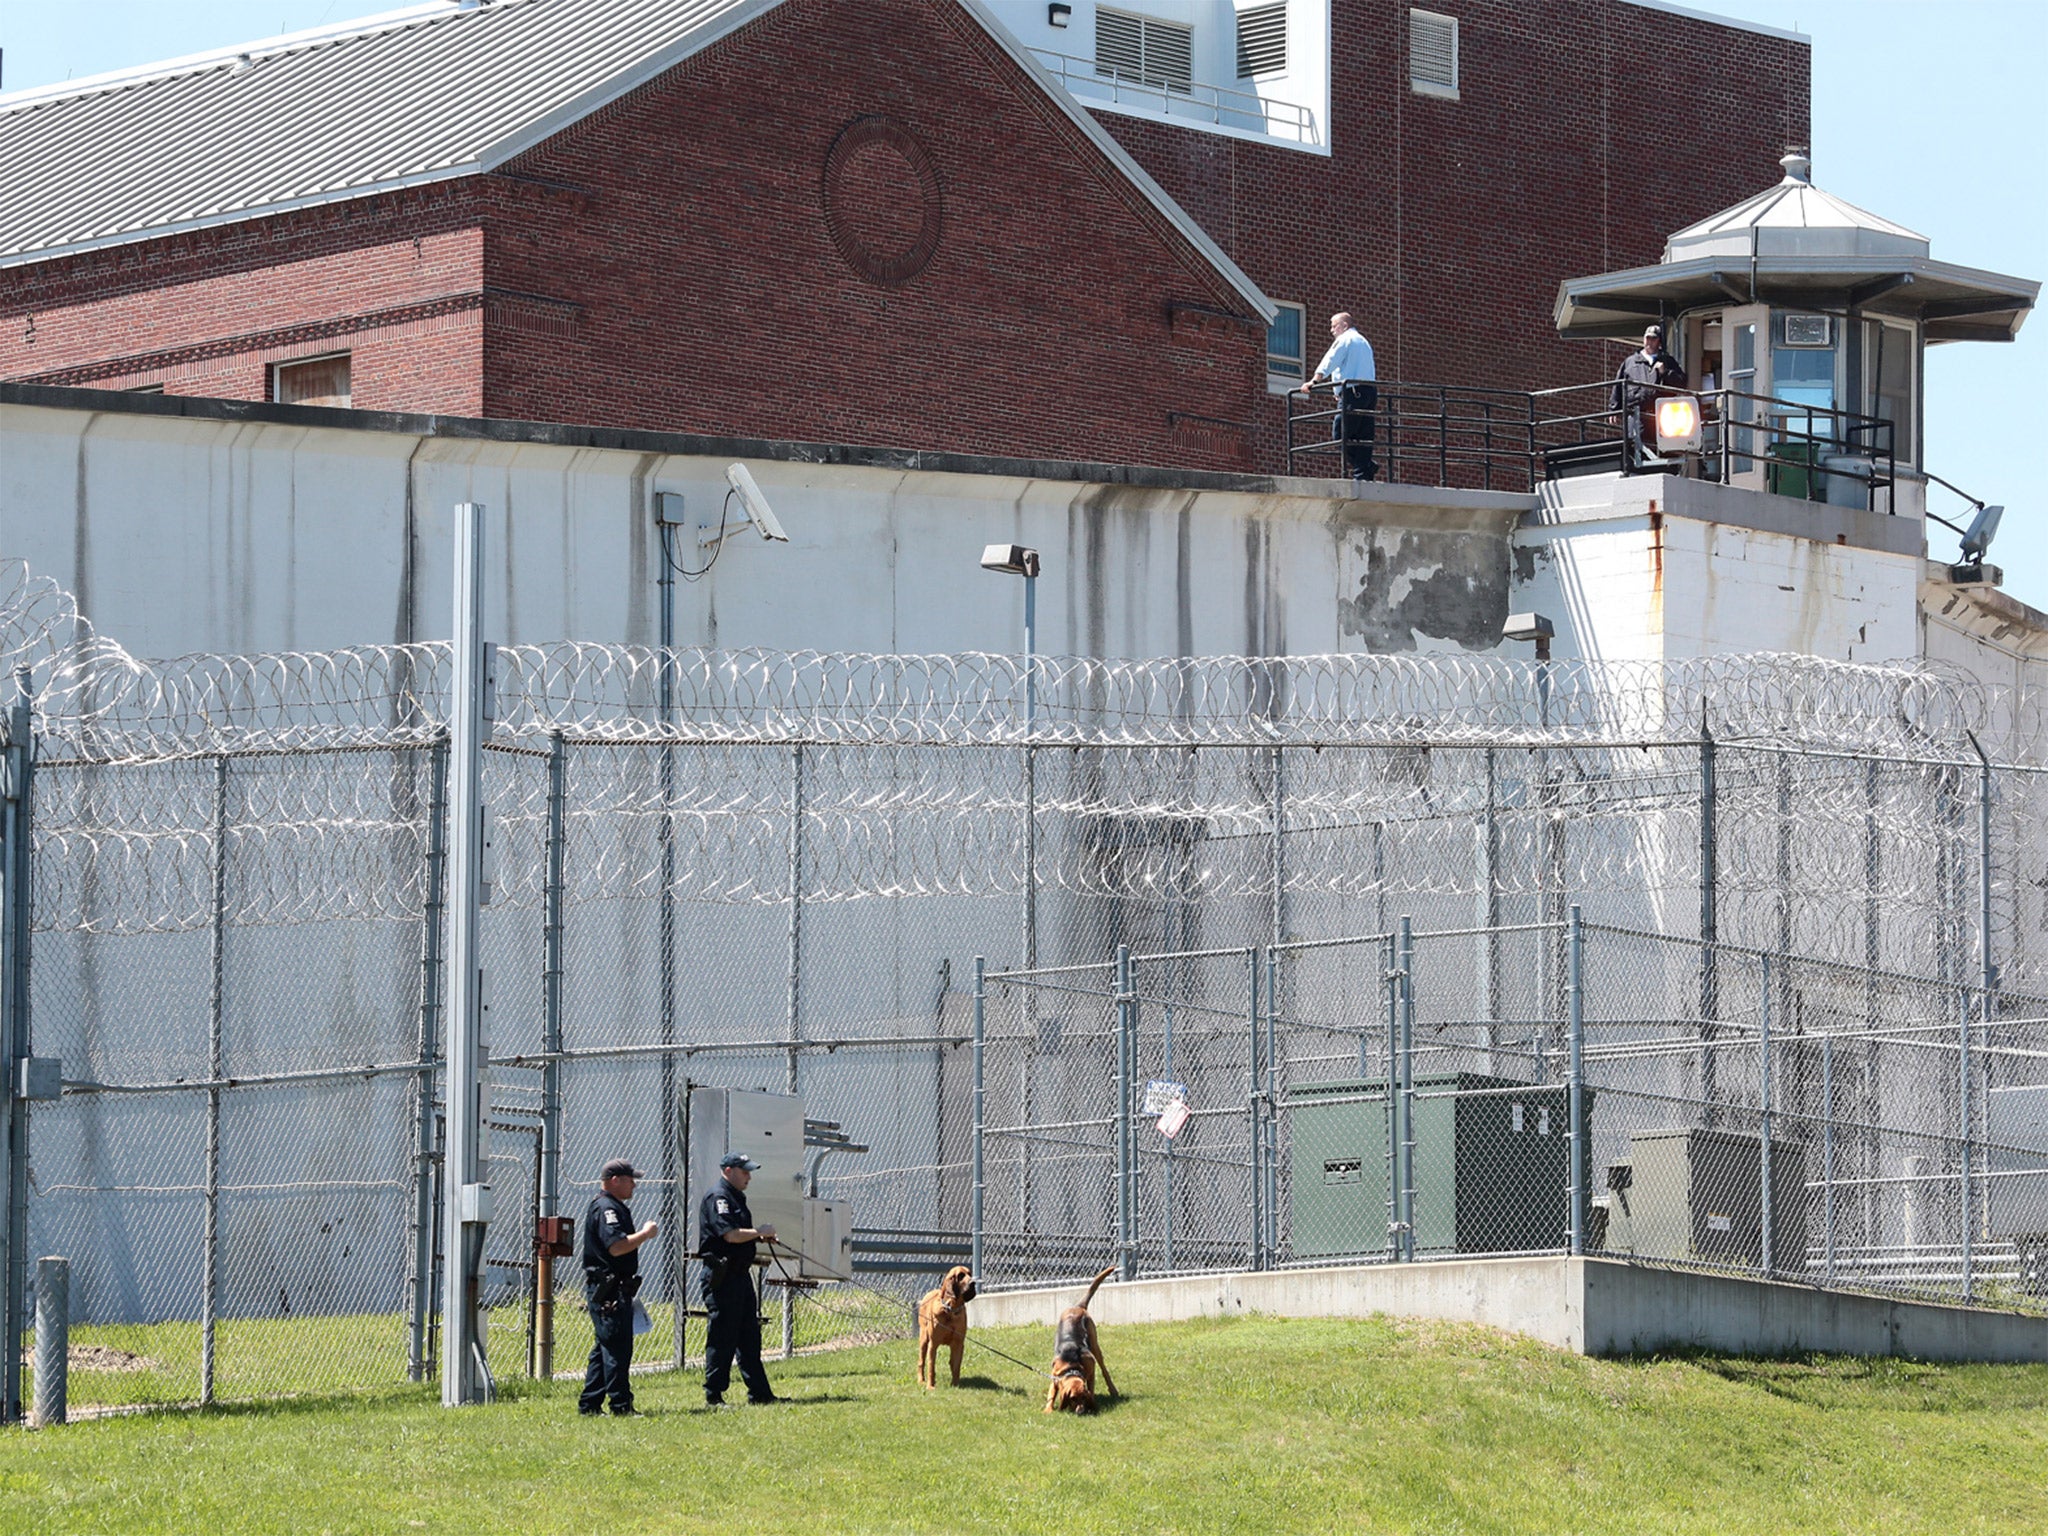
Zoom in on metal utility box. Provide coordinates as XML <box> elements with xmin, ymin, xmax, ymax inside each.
<box><xmin>801</xmin><ymin>1198</ymin><xmax>854</xmax><ymax>1281</ymax></box>
<box><xmin>1987</xmin><ymin>1085</ymin><xmax>2048</xmax><ymax>1242</ymax></box>
<box><xmin>1600</xmin><ymin>1127</ymin><xmax>1807</xmax><ymax>1271</ymax></box>
<box><xmin>1287</xmin><ymin>1075</ymin><xmax>1585</xmax><ymax>1259</ymax></box>
<box><xmin>688</xmin><ymin>1087</ymin><xmax>807</xmax><ymax>1262</ymax></box>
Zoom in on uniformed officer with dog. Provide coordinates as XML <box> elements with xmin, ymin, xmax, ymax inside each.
<box><xmin>579</xmin><ymin>1156</ymin><xmax>658</xmax><ymax>1416</ymax></box>
<box><xmin>698</xmin><ymin>1151</ymin><xmax>780</xmax><ymax>1406</ymax></box>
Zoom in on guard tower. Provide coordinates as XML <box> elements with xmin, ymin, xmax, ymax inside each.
<box><xmin>1554</xmin><ymin>152</ymin><xmax>2037</xmax><ymax>518</ymax></box>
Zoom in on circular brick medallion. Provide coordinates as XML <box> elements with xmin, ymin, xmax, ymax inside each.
<box><xmin>821</xmin><ymin>116</ymin><xmax>943</xmax><ymax>285</ymax></box>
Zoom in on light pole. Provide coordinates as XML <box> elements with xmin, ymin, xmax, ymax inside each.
<box><xmin>981</xmin><ymin>543</ymin><xmax>1041</xmax><ymax>1259</ymax></box>
<box><xmin>1502</xmin><ymin>613</ymin><xmax>1557</xmax><ymax>1079</ymax></box>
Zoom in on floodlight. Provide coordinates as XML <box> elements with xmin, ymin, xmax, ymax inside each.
<box><xmin>1501</xmin><ymin>613</ymin><xmax>1554</xmax><ymax>644</ymax></box>
<box><xmin>724</xmin><ymin>463</ymin><xmax>789</xmax><ymax>542</ymax></box>
<box><xmin>1654</xmin><ymin>395</ymin><xmax>1703</xmax><ymax>454</ymax></box>
<box><xmin>981</xmin><ymin>544</ymin><xmax>1041</xmax><ymax>578</ymax></box>
<box><xmin>1961</xmin><ymin>504</ymin><xmax>2004</xmax><ymax>563</ymax></box>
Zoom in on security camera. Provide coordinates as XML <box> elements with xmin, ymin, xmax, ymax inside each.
<box><xmin>724</xmin><ymin>463</ymin><xmax>789</xmax><ymax>543</ymax></box>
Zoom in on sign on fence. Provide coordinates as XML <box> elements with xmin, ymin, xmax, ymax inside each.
<box><xmin>1141</xmin><ymin>1079</ymin><xmax>1187</xmax><ymax>1115</ymax></box>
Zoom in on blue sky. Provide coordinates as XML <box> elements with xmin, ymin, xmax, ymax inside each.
<box><xmin>4</xmin><ymin>1</ymin><xmax>2043</xmax><ymax>604</ymax></box>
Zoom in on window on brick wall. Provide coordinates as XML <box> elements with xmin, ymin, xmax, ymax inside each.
<box><xmin>1267</xmin><ymin>301</ymin><xmax>1306</xmax><ymax>383</ymax></box>
<box><xmin>272</xmin><ymin>353</ymin><xmax>352</xmax><ymax>407</ymax></box>
<box><xmin>1236</xmin><ymin>3</ymin><xmax>1287</xmax><ymax>78</ymax></box>
<box><xmin>1409</xmin><ymin>9</ymin><xmax>1459</xmax><ymax>99</ymax></box>
<box><xmin>1097</xmin><ymin>9</ymin><xmax>1194</xmax><ymax>93</ymax></box>
<box><xmin>125</xmin><ymin>383</ymin><xmax>165</xmax><ymax>394</ymax></box>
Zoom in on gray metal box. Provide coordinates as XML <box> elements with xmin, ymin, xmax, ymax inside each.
<box><xmin>1602</xmin><ymin>1127</ymin><xmax>1807</xmax><ymax>1272</ymax></box>
<box><xmin>1987</xmin><ymin>1085</ymin><xmax>2048</xmax><ymax>1241</ymax></box>
<box><xmin>688</xmin><ymin>1087</ymin><xmax>807</xmax><ymax>1256</ymax></box>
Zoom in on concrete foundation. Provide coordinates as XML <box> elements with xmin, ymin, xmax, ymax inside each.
<box><xmin>965</xmin><ymin>1257</ymin><xmax>2048</xmax><ymax>1363</ymax></box>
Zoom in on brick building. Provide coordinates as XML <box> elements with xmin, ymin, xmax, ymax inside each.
<box><xmin>0</xmin><ymin>0</ymin><xmax>1808</xmax><ymax>474</ymax></box>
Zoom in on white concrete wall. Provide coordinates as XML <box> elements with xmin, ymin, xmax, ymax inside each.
<box><xmin>0</xmin><ymin>400</ymin><xmax>1528</xmax><ymax>664</ymax></box>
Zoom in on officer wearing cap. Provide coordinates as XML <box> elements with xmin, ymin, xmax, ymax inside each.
<box><xmin>698</xmin><ymin>1151</ymin><xmax>779</xmax><ymax>1406</ymax></box>
<box><xmin>1612</xmin><ymin>324</ymin><xmax>1688</xmax><ymax>462</ymax></box>
<box><xmin>579</xmin><ymin>1157</ymin><xmax>659</xmax><ymax>1416</ymax></box>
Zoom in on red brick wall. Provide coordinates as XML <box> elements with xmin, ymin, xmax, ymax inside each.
<box><xmin>0</xmin><ymin>194</ymin><xmax>488</xmax><ymax>414</ymax></box>
<box><xmin>481</xmin><ymin>0</ymin><xmax>1265</xmax><ymax>469</ymax></box>
<box><xmin>1096</xmin><ymin>0</ymin><xmax>1811</xmax><ymax>474</ymax></box>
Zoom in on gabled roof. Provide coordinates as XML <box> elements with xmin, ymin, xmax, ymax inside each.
<box><xmin>0</xmin><ymin>0</ymin><xmax>1273</xmax><ymax>320</ymax></box>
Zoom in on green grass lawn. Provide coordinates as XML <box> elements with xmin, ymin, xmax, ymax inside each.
<box><xmin>5</xmin><ymin>1314</ymin><xmax>2047</xmax><ymax>1535</ymax></box>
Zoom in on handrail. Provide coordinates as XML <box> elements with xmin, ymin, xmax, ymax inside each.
<box><xmin>1028</xmin><ymin>47</ymin><xmax>1321</xmax><ymax>146</ymax></box>
<box><xmin>1284</xmin><ymin>377</ymin><xmax>1907</xmax><ymax>510</ymax></box>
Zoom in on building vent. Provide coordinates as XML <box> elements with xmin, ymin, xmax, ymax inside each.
<box><xmin>1409</xmin><ymin>9</ymin><xmax>1459</xmax><ymax>97</ymax></box>
<box><xmin>1097</xmin><ymin>9</ymin><xmax>1194</xmax><ymax>93</ymax></box>
<box><xmin>1236</xmin><ymin>3</ymin><xmax>1288</xmax><ymax>78</ymax></box>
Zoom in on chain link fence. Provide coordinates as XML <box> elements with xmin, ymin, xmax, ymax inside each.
<box><xmin>3</xmin><ymin>557</ymin><xmax>2047</xmax><ymax>1415</ymax></box>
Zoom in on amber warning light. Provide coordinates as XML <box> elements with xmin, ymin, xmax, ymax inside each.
<box><xmin>1655</xmin><ymin>395</ymin><xmax>1703</xmax><ymax>453</ymax></box>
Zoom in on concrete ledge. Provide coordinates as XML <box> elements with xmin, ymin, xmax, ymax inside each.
<box><xmin>967</xmin><ymin>1257</ymin><xmax>2048</xmax><ymax>1363</ymax></box>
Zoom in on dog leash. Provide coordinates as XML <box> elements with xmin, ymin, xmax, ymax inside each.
<box><xmin>762</xmin><ymin>1239</ymin><xmax>1056</xmax><ymax>1383</ymax></box>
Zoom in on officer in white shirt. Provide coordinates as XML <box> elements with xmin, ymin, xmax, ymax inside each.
<box><xmin>1306</xmin><ymin>312</ymin><xmax>1378</xmax><ymax>485</ymax></box>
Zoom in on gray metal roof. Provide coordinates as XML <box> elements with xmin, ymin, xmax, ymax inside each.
<box><xmin>0</xmin><ymin>0</ymin><xmax>1274</xmax><ymax>321</ymax></box>
<box><xmin>1664</xmin><ymin>153</ymin><xmax>1929</xmax><ymax>264</ymax></box>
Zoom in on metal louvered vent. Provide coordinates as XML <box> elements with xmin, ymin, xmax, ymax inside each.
<box><xmin>1236</xmin><ymin>3</ymin><xmax>1287</xmax><ymax>78</ymax></box>
<box><xmin>1096</xmin><ymin>9</ymin><xmax>1194</xmax><ymax>93</ymax></box>
<box><xmin>1410</xmin><ymin>9</ymin><xmax>1459</xmax><ymax>95</ymax></box>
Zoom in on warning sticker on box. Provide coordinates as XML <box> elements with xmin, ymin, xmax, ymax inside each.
<box><xmin>1706</xmin><ymin>1214</ymin><xmax>1733</xmax><ymax>1234</ymax></box>
<box><xmin>1156</xmin><ymin>1100</ymin><xmax>1192</xmax><ymax>1139</ymax></box>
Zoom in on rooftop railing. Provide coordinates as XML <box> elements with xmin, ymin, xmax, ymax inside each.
<box><xmin>1028</xmin><ymin>48</ymin><xmax>1321</xmax><ymax>146</ymax></box>
<box><xmin>1283</xmin><ymin>378</ymin><xmax>1903</xmax><ymax>513</ymax></box>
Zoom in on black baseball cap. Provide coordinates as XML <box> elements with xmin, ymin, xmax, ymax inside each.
<box><xmin>601</xmin><ymin>1158</ymin><xmax>644</xmax><ymax>1181</ymax></box>
<box><xmin>719</xmin><ymin>1152</ymin><xmax>761</xmax><ymax>1171</ymax></box>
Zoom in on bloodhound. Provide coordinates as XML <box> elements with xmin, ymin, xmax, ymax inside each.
<box><xmin>916</xmin><ymin>1264</ymin><xmax>979</xmax><ymax>1388</ymax></box>
<box><xmin>1043</xmin><ymin>1266</ymin><xmax>1119</xmax><ymax>1413</ymax></box>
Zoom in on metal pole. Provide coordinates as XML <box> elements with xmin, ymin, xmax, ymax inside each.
<box><xmin>970</xmin><ymin>959</ymin><xmax>986</xmax><ymax>1282</ymax></box>
<box><xmin>1484</xmin><ymin>747</ymin><xmax>1500</xmax><ymax>1058</ymax></box>
<box><xmin>1699</xmin><ymin>717</ymin><xmax>1718</xmax><ymax>1118</ymax></box>
<box><xmin>31</xmin><ymin>1256</ymin><xmax>65</xmax><ymax>1428</ymax></box>
<box><xmin>1759</xmin><ymin>954</ymin><xmax>1774</xmax><ymax>1278</ymax></box>
<box><xmin>441</xmin><ymin>501</ymin><xmax>494</xmax><ymax>1408</ymax></box>
<box><xmin>1398</xmin><ymin>916</ymin><xmax>1416</xmax><ymax>1263</ymax></box>
<box><xmin>1567</xmin><ymin>905</ymin><xmax>1585</xmax><ymax>1256</ymax></box>
<box><xmin>1247</xmin><ymin>945</ymin><xmax>1262</xmax><ymax>1271</ymax></box>
<box><xmin>1</xmin><ymin>669</ymin><xmax>35</xmax><ymax>1427</ymax></box>
<box><xmin>657</xmin><ymin>526</ymin><xmax>680</xmax><ymax>1366</ymax></box>
<box><xmin>1116</xmin><ymin>944</ymin><xmax>1133</xmax><ymax>1281</ymax></box>
<box><xmin>202</xmin><ymin>753</ymin><xmax>227</xmax><ymax>1405</ymax></box>
<box><xmin>1822</xmin><ymin>1035</ymin><xmax>1836</xmax><ymax>1287</ymax></box>
<box><xmin>408</xmin><ymin>737</ymin><xmax>449</xmax><ymax>1383</ymax></box>
<box><xmin>1384</xmin><ymin>933</ymin><xmax>1400</xmax><ymax>1261</ymax></box>
<box><xmin>1264</xmin><ymin>947</ymin><xmax>1279</xmax><ymax>1261</ymax></box>
<box><xmin>1974</xmin><ymin>735</ymin><xmax>1994</xmax><ymax>1002</ymax></box>
<box><xmin>1161</xmin><ymin>1002</ymin><xmax>1175</xmax><ymax>1271</ymax></box>
<box><xmin>1959</xmin><ymin>983</ymin><xmax>1974</xmax><ymax>1303</ymax></box>
<box><xmin>536</xmin><ymin>731</ymin><xmax>567</xmax><ymax>1382</ymax></box>
<box><xmin>787</xmin><ymin>744</ymin><xmax>803</xmax><ymax>1096</ymax></box>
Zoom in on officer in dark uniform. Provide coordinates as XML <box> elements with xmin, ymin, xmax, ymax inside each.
<box><xmin>697</xmin><ymin>1151</ymin><xmax>779</xmax><ymax>1406</ymax></box>
<box><xmin>579</xmin><ymin>1156</ymin><xmax>659</xmax><ymax>1416</ymax></box>
<box><xmin>1612</xmin><ymin>324</ymin><xmax>1689</xmax><ymax>464</ymax></box>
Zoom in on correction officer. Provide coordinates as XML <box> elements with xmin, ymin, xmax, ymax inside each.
<box><xmin>698</xmin><ymin>1150</ymin><xmax>780</xmax><ymax>1406</ymax></box>
<box><xmin>579</xmin><ymin>1156</ymin><xmax>659</xmax><ymax>1416</ymax></box>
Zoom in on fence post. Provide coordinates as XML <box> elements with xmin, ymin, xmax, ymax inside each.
<box><xmin>1959</xmin><ymin>984</ymin><xmax>1974</xmax><ymax>1304</ymax></box>
<box><xmin>1398</xmin><ymin>917</ymin><xmax>1416</xmax><ymax>1263</ymax></box>
<box><xmin>1383</xmin><ymin>932</ymin><xmax>1400</xmax><ymax>1261</ymax></box>
<box><xmin>1699</xmin><ymin>715</ymin><xmax>1718</xmax><ymax>1118</ymax></box>
<box><xmin>408</xmin><ymin>736</ymin><xmax>449</xmax><ymax>1384</ymax></box>
<box><xmin>1247</xmin><ymin>946</ymin><xmax>1262</xmax><ymax>1271</ymax></box>
<box><xmin>31</xmin><ymin>1256</ymin><xmax>65</xmax><ymax>1428</ymax></box>
<box><xmin>1264</xmin><ymin>946</ymin><xmax>1280</xmax><ymax>1262</ymax></box>
<box><xmin>1759</xmin><ymin>954</ymin><xmax>1774</xmax><ymax>1277</ymax></box>
<box><xmin>1119</xmin><ymin>948</ymin><xmax>1137</xmax><ymax>1282</ymax></box>
<box><xmin>536</xmin><ymin>730</ymin><xmax>567</xmax><ymax>1382</ymax></box>
<box><xmin>1822</xmin><ymin>1035</ymin><xmax>1836</xmax><ymax>1287</ymax></box>
<box><xmin>1484</xmin><ymin>747</ymin><xmax>1500</xmax><ymax>1056</ymax></box>
<box><xmin>971</xmin><ymin>959</ymin><xmax>985</xmax><ymax>1283</ymax></box>
<box><xmin>2</xmin><ymin>668</ymin><xmax>38</xmax><ymax>1427</ymax></box>
<box><xmin>202</xmin><ymin>753</ymin><xmax>227</xmax><ymax>1405</ymax></box>
<box><xmin>441</xmin><ymin>501</ymin><xmax>494</xmax><ymax>1408</ymax></box>
<box><xmin>1161</xmin><ymin>1002</ymin><xmax>1176</xmax><ymax>1271</ymax></box>
<box><xmin>787</xmin><ymin>743</ymin><xmax>804</xmax><ymax>1096</ymax></box>
<box><xmin>1567</xmin><ymin>905</ymin><xmax>1585</xmax><ymax>1257</ymax></box>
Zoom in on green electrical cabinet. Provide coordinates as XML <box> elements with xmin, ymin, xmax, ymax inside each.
<box><xmin>1287</xmin><ymin>1074</ymin><xmax>1587</xmax><ymax>1259</ymax></box>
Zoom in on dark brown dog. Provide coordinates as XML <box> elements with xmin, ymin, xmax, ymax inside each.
<box><xmin>1043</xmin><ymin>1266</ymin><xmax>1118</xmax><ymax>1413</ymax></box>
<box><xmin>916</xmin><ymin>1264</ymin><xmax>979</xmax><ymax>1388</ymax></box>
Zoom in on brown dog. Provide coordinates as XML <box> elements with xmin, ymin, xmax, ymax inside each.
<box><xmin>916</xmin><ymin>1264</ymin><xmax>979</xmax><ymax>1388</ymax></box>
<box><xmin>1043</xmin><ymin>1266</ymin><xmax>1119</xmax><ymax>1413</ymax></box>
